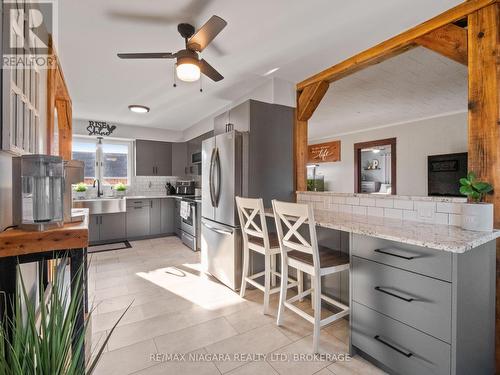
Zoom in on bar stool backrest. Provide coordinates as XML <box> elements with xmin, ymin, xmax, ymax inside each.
<box><xmin>272</xmin><ymin>200</ymin><xmax>320</xmax><ymax>270</ymax></box>
<box><xmin>236</xmin><ymin>196</ymin><xmax>270</xmax><ymax>249</ymax></box>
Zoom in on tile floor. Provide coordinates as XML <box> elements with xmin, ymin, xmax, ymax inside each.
<box><xmin>88</xmin><ymin>236</ymin><xmax>386</xmax><ymax>375</ymax></box>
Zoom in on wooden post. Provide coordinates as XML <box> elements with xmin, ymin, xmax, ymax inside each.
<box><xmin>55</xmin><ymin>99</ymin><xmax>72</xmax><ymax>161</ymax></box>
<box><xmin>467</xmin><ymin>3</ymin><xmax>500</xmax><ymax>368</ymax></box>
<box><xmin>295</xmin><ymin>81</ymin><xmax>329</xmax><ymax>192</ymax></box>
<box><xmin>295</xmin><ymin>118</ymin><xmax>308</xmax><ymax>192</ymax></box>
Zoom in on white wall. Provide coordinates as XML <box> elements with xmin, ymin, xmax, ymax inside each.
<box><xmin>72</xmin><ymin>118</ymin><xmax>183</xmax><ymax>142</ymax></box>
<box><xmin>313</xmin><ymin>112</ymin><xmax>467</xmax><ymax>196</ymax></box>
<box><xmin>182</xmin><ymin>77</ymin><xmax>296</xmax><ymax>140</ymax></box>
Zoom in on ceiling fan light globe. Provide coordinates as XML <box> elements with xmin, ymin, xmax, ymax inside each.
<box><xmin>176</xmin><ymin>62</ymin><xmax>201</xmax><ymax>82</ymax></box>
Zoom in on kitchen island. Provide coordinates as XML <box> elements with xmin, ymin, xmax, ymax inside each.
<box><xmin>266</xmin><ymin>204</ymin><xmax>499</xmax><ymax>374</ymax></box>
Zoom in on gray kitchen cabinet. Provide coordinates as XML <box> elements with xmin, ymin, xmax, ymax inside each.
<box><xmin>172</xmin><ymin>142</ymin><xmax>188</xmax><ymax>177</ymax></box>
<box><xmin>150</xmin><ymin>199</ymin><xmax>162</xmax><ymax>236</ymax></box>
<box><xmin>155</xmin><ymin>141</ymin><xmax>173</xmax><ymax>176</ymax></box>
<box><xmin>126</xmin><ymin>200</ymin><xmax>151</xmax><ymax>238</ymax></box>
<box><xmin>89</xmin><ymin>213</ymin><xmax>126</xmax><ymax>244</ymax></box>
<box><xmin>350</xmin><ymin>234</ymin><xmax>496</xmax><ymax>375</ymax></box>
<box><xmin>100</xmin><ymin>213</ymin><xmax>127</xmax><ymax>242</ymax></box>
<box><xmin>135</xmin><ymin>140</ymin><xmax>172</xmax><ymax>176</ymax></box>
<box><xmin>214</xmin><ymin>101</ymin><xmax>250</xmax><ymax>135</ymax></box>
<box><xmin>160</xmin><ymin>198</ymin><xmax>175</xmax><ymax>234</ymax></box>
<box><xmin>89</xmin><ymin>215</ymin><xmax>100</xmax><ymax>243</ymax></box>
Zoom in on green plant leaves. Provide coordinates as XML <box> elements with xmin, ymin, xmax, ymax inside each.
<box><xmin>459</xmin><ymin>171</ymin><xmax>493</xmax><ymax>202</ymax></box>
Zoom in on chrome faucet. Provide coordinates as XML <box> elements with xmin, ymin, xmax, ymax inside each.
<box><xmin>93</xmin><ymin>179</ymin><xmax>103</xmax><ymax>198</ymax></box>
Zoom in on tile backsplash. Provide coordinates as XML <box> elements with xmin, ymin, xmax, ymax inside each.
<box><xmin>297</xmin><ymin>192</ymin><xmax>466</xmax><ymax>226</ymax></box>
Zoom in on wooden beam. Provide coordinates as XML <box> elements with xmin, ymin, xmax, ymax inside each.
<box><xmin>295</xmin><ymin>118</ymin><xmax>308</xmax><ymax>192</ymax></box>
<box><xmin>297</xmin><ymin>81</ymin><xmax>329</xmax><ymax>121</ymax></box>
<box><xmin>416</xmin><ymin>23</ymin><xmax>468</xmax><ymax>65</ymax></box>
<box><xmin>297</xmin><ymin>0</ymin><xmax>496</xmax><ymax>90</ymax></box>
<box><xmin>55</xmin><ymin>99</ymin><xmax>72</xmax><ymax>161</ymax></box>
<box><xmin>467</xmin><ymin>3</ymin><xmax>500</xmax><ymax>370</ymax></box>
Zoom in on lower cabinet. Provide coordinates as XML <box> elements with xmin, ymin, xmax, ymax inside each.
<box><xmin>150</xmin><ymin>199</ymin><xmax>162</xmax><ymax>236</ymax></box>
<box><xmin>126</xmin><ymin>203</ymin><xmax>151</xmax><ymax>238</ymax></box>
<box><xmin>125</xmin><ymin>198</ymin><xmax>177</xmax><ymax>239</ymax></box>
<box><xmin>161</xmin><ymin>199</ymin><xmax>175</xmax><ymax>234</ymax></box>
<box><xmin>89</xmin><ymin>213</ymin><xmax>126</xmax><ymax>244</ymax></box>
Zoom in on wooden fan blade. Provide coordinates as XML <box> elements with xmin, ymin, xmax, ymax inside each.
<box><xmin>199</xmin><ymin>59</ymin><xmax>223</xmax><ymax>81</ymax></box>
<box><xmin>188</xmin><ymin>15</ymin><xmax>227</xmax><ymax>52</ymax></box>
<box><xmin>117</xmin><ymin>52</ymin><xmax>176</xmax><ymax>59</ymax></box>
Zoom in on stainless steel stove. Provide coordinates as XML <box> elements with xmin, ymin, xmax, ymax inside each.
<box><xmin>180</xmin><ymin>196</ymin><xmax>201</xmax><ymax>251</ymax></box>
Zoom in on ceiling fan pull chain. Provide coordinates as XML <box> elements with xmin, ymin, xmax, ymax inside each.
<box><xmin>173</xmin><ymin>63</ymin><xmax>177</xmax><ymax>88</ymax></box>
<box><xmin>200</xmin><ymin>74</ymin><xmax>203</xmax><ymax>93</ymax></box>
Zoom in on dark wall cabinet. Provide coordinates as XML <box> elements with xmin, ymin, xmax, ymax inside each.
<box><xmin>89</xmin><ymin>213</ymin><xmax>126</xmax><ymax>244</ymax></box>
<box><xmin>214</xmin><ymin>101</ymin><xmax>251</xmax><ymax>135</ymax></box>
<box><xmin>136</xmin><ymin>140</ymin><xmax>172</xmax><ymax>176</ymax></box>
<box><xmin>172</xmin><ymin>142</ymin><xmax>188</xmax><ymax>177</ymax></box>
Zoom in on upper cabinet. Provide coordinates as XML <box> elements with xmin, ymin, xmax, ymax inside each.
<box><xmin>214</xmin><ymin>101</ymin><xmax>250</xmax><ymax>135</ymax></box>
<box><xmin>135</xmin><ymin>140</ymin><xmax>172</xmax><ymax>176</ymax></box>
<box><xmin>172</xmin><ymin>142</ymin><xmax>188</xmax><ymax>177</ymax></box>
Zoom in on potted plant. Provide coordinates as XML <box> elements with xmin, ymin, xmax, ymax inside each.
<box><xmin>114</xmin><ymin>182</ymin><xmax>127</xmax><ymax>197</ymax></box>
<box><xmin>74</xmin><ymin>182</ymin><xmax>87</xmax><ymax>200</ymax></box>
<box><xmin>459</xmin><ymin>172</ymin><xmax>494</xmax><ymax>231</ymax></box>
<box><xmin>0</xmin><ymin>258</ymin><xmax>129</xmax><ymax>374</ymax></box>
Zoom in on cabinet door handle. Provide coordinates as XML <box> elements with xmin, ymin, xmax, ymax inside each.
<box><xmin>374</xmin><ymin>335</ymin><xmax>413</xmax><ymax>358</ymax></box>
<box><xmin>374</xmin><ymin>286</ymin><xmax>414</xmax><ymax>302</ymax></box>
<box><xmin>374</xmin><ymin>248</ymin><xmax>414</xmax><ymax>260</ymax></box>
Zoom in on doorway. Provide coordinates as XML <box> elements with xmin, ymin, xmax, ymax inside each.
<box><xmin>354</xmin><ymin>138</ymin><xmax>396</xmax><ymax>195</ymax></box>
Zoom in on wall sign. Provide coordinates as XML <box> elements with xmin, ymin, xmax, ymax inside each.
<box><xmin>87</xmin><ymin>120</ymin><xmax>116</xmax><ymax>136</ymax></box>
<box><xmin>308</xmin><ymin>140</ymin><xmax>341</xmax><ymax>163</ymax></box>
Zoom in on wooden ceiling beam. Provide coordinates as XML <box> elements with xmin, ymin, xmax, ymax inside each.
<box><xmin>297</xmin><ymin>80</ymin><xmax>329</xmax><ymax>121</ymax></box>
<box><xmin>297</xmin><ymin>0</ymin><xmax>496</xmax><ymax>90</ymax></box>
<box><xmin>416</xmin><ymin>24</ymin><xmax>468</xmax><ymax>65</ymax></box>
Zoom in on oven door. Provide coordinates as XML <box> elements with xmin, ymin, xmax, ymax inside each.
<box><xmin>181</xmin><ymin>202</ymin><xmax>196</xmax><ymax>236</ymax></box>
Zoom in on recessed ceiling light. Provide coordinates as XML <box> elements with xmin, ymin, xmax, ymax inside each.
<box><xmin>128</xmin><ymin>105</ymin><xmax>150</xmax><ymax>113</ymax></box>
<box><xmin>263</xmin><ymin>67</ymin><xmax>280</xmax><ymax>76</ymax></box>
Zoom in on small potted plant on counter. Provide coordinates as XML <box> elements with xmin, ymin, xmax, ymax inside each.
<box><xmin>73</xmin><ymin>182</ymin><xmax>87</xmax><ymax>200</ymax></box>
<box><xmin>459</xmin><ymin>172</ymin><xmax>494</xmax><ymax>231</ymax></box>
<box><xmin>114</xmin><ymin>182</ymin><xmax>127</xmax><ymax>197</ymax></box>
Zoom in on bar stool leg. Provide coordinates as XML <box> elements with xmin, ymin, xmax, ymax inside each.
<box><xmin>263</xmin><ymin>254</ymin><xmax>271</xmax><ymax>315</ymax></box>
<box><xmin>312</xmin><ymin>273</ymin><xmax>321</xmax><ymax>353</ymax></box>
<box><xmin>311</xmin><ymin>274</ymin><xmax>315</xmax><ymax>310</ymax></box>
<box><xmin>298</xmin><ymin>270</ymin><xmax>304</xmax><ymax>302</ymax></box>
<box><xmin>276</xmin><ymin>256</ymin><xmax>288</xmax><ymax>326</ymax></box>
<box><xmin>271</xmin><ymin>254</ymin><xmax>277</xmax><ymax>287</ymax></box>
<box><xmin>240</xmin><ymin>244</ymin><xmax>249</xmax><ymax>298</ymax></box>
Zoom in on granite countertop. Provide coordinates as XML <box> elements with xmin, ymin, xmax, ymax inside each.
<box><xmin>265</xmin><ymin>208</ymin><xmax>500</xmax><ymax>253</ymax></box>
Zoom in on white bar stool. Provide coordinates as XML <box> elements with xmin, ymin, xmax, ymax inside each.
<box><xmin>236</xmin><ymin>196</ymin><xmax>298</xmax><ymax>315</ymax></box>
<box><xmin>272</xmin><ymin>199</ymin><xmax>350</xmax><ymax>353</ymax></box>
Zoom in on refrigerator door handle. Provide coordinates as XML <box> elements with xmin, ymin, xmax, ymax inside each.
<box><xmin>202</xmin><ymin>220</ymin><xmax>233</xmax><ymax>235</ymax></box>
<box><xmin>214</xmin><ymin>148</ymin><xmax>221</xmax><ymax>207</ymax></box>
<box><xmin>209</xmin><ymin>148</ymin><xmax>216</xmax><ymax>207</ymax></box>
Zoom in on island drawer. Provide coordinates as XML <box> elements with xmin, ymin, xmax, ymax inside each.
<box><xmin>352</xmin><ymin>256</ymin><xmax>451</xmax><ymax>343</ymax></box>
<box><xmin>351</xmin><ymin>234</ymin><xmax>452</xmax><ymax>281</ymax></box>
<box><xmin>352</xmin><ymin>302</ymin><xmax>450</xmax><ymax>375</ymax></box>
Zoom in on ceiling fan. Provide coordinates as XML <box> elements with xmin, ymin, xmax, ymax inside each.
<box><xmin>117</xmin><ymin>15</ymin><xmax>227</xmax><ymax>83</ymax></box>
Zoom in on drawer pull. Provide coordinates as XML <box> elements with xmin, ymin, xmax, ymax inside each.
<box><xmin>374</xmin><ymin>335</ymin><xmax>413</xmax><ymax>358</ymax></box>
<box><xmin>374</xmin><ymin>248</ymin><xmax>414</xmax><ymax>260</ymax></box>
<box><xmin>374</xmin><ymin>286</ymin><xmax>414</xmax><ymax>302</ymax></box>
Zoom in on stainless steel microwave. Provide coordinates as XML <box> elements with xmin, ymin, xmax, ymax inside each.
<box><xmin>191</xmin><ymin>151</ymin><xmax>202</xmax><ymax>164</ymax></box>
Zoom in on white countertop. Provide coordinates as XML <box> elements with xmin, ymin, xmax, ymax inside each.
<box><xmin>266</xmin><ymin>208</ymin><xmax>500</xmax><ymax>253</ymax></box>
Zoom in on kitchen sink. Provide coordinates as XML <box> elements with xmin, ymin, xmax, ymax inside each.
<box><xmin>73</xmin><ymin>198</ymin><xmax>126</xmax><ymax>215</ymax></box>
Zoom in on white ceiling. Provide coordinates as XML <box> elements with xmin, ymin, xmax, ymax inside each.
<box><xmin>58</xmin><ymin>0</ymin><xmax>463</xmax><ymax>131</ymax></box>
<box><xmin>308</xmin><ymin>47</ymin><xmax>468</xmax><ymax>141</ymax></box>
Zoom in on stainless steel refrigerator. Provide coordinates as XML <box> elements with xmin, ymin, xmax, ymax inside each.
<box><xmin>201</xmin><ymin>100</ymin><xmax>294</xmax><ymax>291</ymax></box>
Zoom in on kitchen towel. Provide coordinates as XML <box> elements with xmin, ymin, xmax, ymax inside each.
<box><xmin>180</xmin><ymin>201</ymin><xmax>190</xmax><ymax>220</ymax></box>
